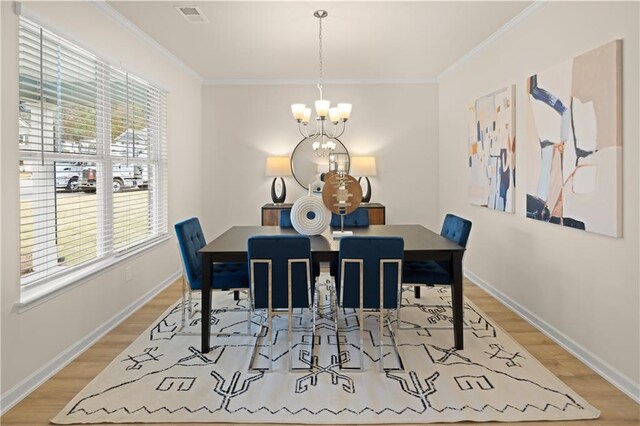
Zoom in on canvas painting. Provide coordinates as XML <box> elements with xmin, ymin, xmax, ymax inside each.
<box><xmin>468</xmin><ymin>85</ymin><xmax>516</xmax><ymax>212</ymax></box>
<box><xmin>525</xmin><ymin>40</ymin><xmax>622</xmax><ymax>237</ymax></box>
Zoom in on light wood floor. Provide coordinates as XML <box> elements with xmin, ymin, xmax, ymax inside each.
<box><xmin>1</xmin><ymin>278</ymin><xmax>638</xmax><ymax>425</ymax></box>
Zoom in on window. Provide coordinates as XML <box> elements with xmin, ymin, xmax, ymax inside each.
<box><xmin>18</xmin><ymin>18</ymin><xmax>168</xmax><ymax>290</ymax></box>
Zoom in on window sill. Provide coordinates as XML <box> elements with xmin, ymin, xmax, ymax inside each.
<box><xmin>15</xmin><ymin>235</ymin><xmax>173</xmax><ymax>312</ymax></box>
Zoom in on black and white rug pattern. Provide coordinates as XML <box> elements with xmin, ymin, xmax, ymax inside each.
<box><xmin>53</xmin><ymin>285</ymin><xmax>600</xmax><ymax>424</ymax></box>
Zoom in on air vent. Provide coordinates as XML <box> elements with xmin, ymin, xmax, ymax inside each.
<box><xmin>174</xmin><ymin>5</ymin><xmax>209</xmax><ymax>23</ymax></box>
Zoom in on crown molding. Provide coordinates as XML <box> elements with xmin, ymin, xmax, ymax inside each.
<box><xmin>90</xmin><ymin>1</ymin><xmax>203</xmax><ymax>83</ymax></box>
<box><xmin>438</xmin><ymin>0</ymin><xmax>549</xmax><ymax>82</ymax></box>
<box><xmin>203</xmin><ymin>77</ymin><xmax>438</xmax><ymax>86</ymax></box>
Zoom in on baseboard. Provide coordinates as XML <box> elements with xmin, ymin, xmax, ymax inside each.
<box><xmin>464</xmin><ymin>268</ymin><xmax>640</xmax><ymax>404</ymax></box>
<box><xmin>0</xmin><ymin>269</ymin><xmax>181</xmax><ymax>415</ymax></box>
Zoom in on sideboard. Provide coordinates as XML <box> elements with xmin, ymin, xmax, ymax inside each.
<box><xmin>261</xmin><ymin>202</ymin><xmax>386</xmax><ymax>226</ymax></box>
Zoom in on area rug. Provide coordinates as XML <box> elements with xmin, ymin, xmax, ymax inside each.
<box><xmin>52</xmin><ymin>284</ymin><xmax>600</xmax><ymax>424</ymax></box>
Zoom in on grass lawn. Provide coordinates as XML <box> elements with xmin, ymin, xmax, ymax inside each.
<box><xmin>20</xmin><ymin>190</ymin><xmax>150</xmax><ymax>277</ymax></box>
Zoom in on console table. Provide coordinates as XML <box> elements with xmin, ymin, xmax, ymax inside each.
<box><xmin>261</xmin><ymin>202</ymin><xmax>386</xmax><ymax>226</ymax></box>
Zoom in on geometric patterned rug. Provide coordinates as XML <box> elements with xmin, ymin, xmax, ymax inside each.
<box><xmin>52</xmin><ymin>284</ymin><xmax>600</xmax><ymax>424</ymax></box>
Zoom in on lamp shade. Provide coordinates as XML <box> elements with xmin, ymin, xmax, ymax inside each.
<box><xmin>265</xmin><ymin>156</ymin><xmax>292</xmax><ymax>177</ymax></box>
<box><xmin>350</xmin><ymin>156</ymin><xmax>377</xmax><ymax>176</ymax></box>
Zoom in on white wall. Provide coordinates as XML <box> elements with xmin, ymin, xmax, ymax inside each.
<box><xmin>201</xmin><ymin>83</ymin><xmax>439</xmax><ymax>238</ymax></box>
<box><xmin>438</xmin><ymin>1</ymin><xmax>639</xmax><ymax>398</ymax></box>
<box><xmin>0</xmin><ymin>1</ymin><xmax>202</xmax><ymax>404</ymax></box>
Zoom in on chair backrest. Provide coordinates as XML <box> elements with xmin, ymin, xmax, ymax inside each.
<box><xmin>330</xmin><ymin>208</ymin><xmax>369</xmax><ymax>228</ymax></box>
<box><xmin>174</xmin><ymin>217</ymin><xmax>206</xmax><ymax>287</ymax></box>
<box><xmin>247</xmin><ymin>235</ymin><xmax>313</xmax><ymax>310</ymax></box>
<box><xmin>440</xmin><ymin>214</ymin><xmax>472</xmax><ymax>248</ymax></box>
<box><xmin>279</xmin><ymin>209</ymin><xmax>293</xmax><ymax>228</ymax></box>
<box><xmin>338</xmin><ymin>236</ymin><xmax>404</xmax><ymax>310</ymax></box>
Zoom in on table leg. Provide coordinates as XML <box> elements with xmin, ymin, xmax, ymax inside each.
<box><xmin>451</xmin><ymin>251</ymin><xmax>464</xmax><ymax>349</ymax></box>
<box><xmin>201</xmin><ymin>252</ymin><xmax>212</xmax><ymax>353</ymax></box>
<box><xmin>234</xmin><ymin>290</ymin><xmax>240</xmax><ymax>301</ymax></box>
<box><xmin>414</xmin><ymin>286</ymin><xmax>421</xmax><ymax>298</ymax></box>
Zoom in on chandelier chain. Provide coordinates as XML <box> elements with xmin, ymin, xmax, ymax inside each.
<box><xmin>318</xmin><ymin>14</ymin><xmax>323</xmax><ymax>99</ymax></box>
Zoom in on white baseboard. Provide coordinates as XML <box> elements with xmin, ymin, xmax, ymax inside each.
<box><xmin>0</xmin><ymin>269</ymin><xmax>181</xmax><ymax>415</ymax></box>
<box><xmin>464</xmin><ymin>268</ymin><xmax>640</xmax><ymax>404</ymax></box>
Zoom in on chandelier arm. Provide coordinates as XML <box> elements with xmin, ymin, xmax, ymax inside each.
<box><xmin>334</xmin><ymin>121</ymin><xmax>347</xmax><ymax>139</ymax></box>
<box><xmin>324</xmin><ymin>125</ymin><xmax>337</xmax><ymax>139</ymax></box>
<box><xmin>298</xmin><ymin>124</ymin><xmax>311</xmax><ymax>139</ymax></box>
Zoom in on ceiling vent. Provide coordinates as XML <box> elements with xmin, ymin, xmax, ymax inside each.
<box><xmin>174</xmin><ymin>5</ymin><xmax>209</xmax><ymax>23</ymax></box>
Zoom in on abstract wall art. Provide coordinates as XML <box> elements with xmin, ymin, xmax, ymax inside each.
<box><xmin>468</xmin><ymin>85</ymin><xmax>516</xmax><ymax>213</ymax></box>
<box><xmin>525</xmin><ymin>40</ymin><xmax>622</xmax><ymax>237</ymax></box>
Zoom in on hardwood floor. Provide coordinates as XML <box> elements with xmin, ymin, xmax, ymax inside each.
<box><xmin>1</xmin><ymin>278</ymin><xmax>638</xmax><ymax>425</ymax></box>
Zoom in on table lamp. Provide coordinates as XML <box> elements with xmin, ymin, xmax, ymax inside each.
<box><xmin>265</xmin><ymin>156</ymin><xmax>292</xmax><ymax>204</ymax></box>
<box><xmin>349</xmin><ymin>156</ymin><xmax>377</xmax><ymax>203</ymax></box>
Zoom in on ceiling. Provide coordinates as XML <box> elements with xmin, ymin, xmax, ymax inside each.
<box><xmin>108</xmin><ymin>1</ymin><xmax>532</xmax><ymax>81</ymax></box>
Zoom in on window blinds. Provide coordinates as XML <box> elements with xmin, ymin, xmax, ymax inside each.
<box><xmin>18</xmin><ymin>18</ymin><xmax>168</xmax><ymax>288</ymax></box>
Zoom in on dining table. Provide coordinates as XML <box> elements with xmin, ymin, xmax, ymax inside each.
<box><xmin>199</xmin><ymin>224</ymin><xmax>466</xmax><ymax>353</ymax></box>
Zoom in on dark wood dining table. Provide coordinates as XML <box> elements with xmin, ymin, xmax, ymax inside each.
<box><xmin>199</xmin><ymin>224</ymin><xmax>466</xmax><ymax>353</ymax></box>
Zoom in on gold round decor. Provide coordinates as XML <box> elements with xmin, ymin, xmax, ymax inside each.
<box><xmin>322</xmin><ymin>174</ymin><xmax>363</xmax><ymax>216</ymax></box>
<box><xmin>322</xmin><ymin>170</ymin><xmax>338</xmax><ymax>182</ymax></box>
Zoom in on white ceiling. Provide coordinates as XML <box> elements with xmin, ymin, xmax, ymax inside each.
<box><xmin>107</xmin><ymin>1</ymin><xmax>532</xmax><ymax>81</ymax></box>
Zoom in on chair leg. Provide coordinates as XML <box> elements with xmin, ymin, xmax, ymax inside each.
<box><xmin>378</xmin><ymin>308</ymin><xmax>384</xmax><ymax>373</ymax></box>
<box><xmin>248</xmin><ymin>310</ymin><xmax>267</xmax><ymax>371</ymax></box>
<box><xmin>246</xmin><ymin>304</ymin><xmax>252</xmax><ymax>336</ymax></box>
<box><xmin>383</xmin><ymin>312</ymin><xmax>405</xmax><ymax>372</ymax></box>
<box><xmin>358</xmin><ymin>269</ymin><xmax>365</xmax><ymax>372</ymax></box>
<box><xmin>331</xmin><ymin>278</ymin><xmax>338</xmax><ymax>332</ymax></box>
<box><xmin>288</xmin><ymin>271</ymin><xmax>293</xmax><ymax>372</ymax></box>
<box><xmin>268</xmin><ymin>305</ymin><xmax>273</xmax><ymax>372</ymax></box>
<box><xmin>176</xmin><ymin>277</ymin><xmax>199</xmax><ymax>335</ymax></box>
<box><xmin>181</xmin><ymin>276</ymin><xmax>187</xmax><ymax>329</ymax></box>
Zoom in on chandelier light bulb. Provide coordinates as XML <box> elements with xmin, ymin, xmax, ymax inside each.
<box><xmin>328</xmin><ymin>107</ymin><xmax>340</xmax><ymax>124</ymax></box>
<box><xmin>302</xmin><ymin>108</ymin><xmax>312</xmax><ymax>124</ymax></box>
<box><xmin>338</xmin><ymin>103</ymin><xmax>352</xmax><ymax>121</ymax></box>
<box><xmin>315</xmin><ymin>100</ymin><xmax>330</xmax><ymax>118</ymax></box>
<box><xmin>312</xmin><ymin>141</ymin><xmax>320</xmax><ymax>150</ymax></box>
<box><xmin>291</xmin><ymin>104</ymin><xmax>306</xmax><ymax>121</ymax></box>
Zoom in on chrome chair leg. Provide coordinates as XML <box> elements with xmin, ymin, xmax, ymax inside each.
<box><xmin>379</xmin><ymin>259</ymin><xmax>404</xmax><ymax>372</ymax></box>
<box><xmin>288</xmin><ymin>259</ymin><xmax>314</xmax><ymax>372</ymax></box>
<box><xmin>337</xmin><ymin>259</ymin><xmax>365</xmax><ymax>372</ymax></box>
<box><xmin>248</xmin><ymin>309</ymin><xmax>267</xmax><ymax>371</ymax></box>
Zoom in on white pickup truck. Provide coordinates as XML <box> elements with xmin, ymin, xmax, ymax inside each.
<box><xmin>78</xmin><ymin>164</ymin><xmax>148</xmax><ymax>193</ymax></box>
<box><xmin>76</xmin><ymin>128</ymin><xmax>149</xmax><ymax>192</ymax></box>
<box><xmin>55</xmin><ymin>162</ymin><xmax>84</xmax><ymax>191</ymax></box>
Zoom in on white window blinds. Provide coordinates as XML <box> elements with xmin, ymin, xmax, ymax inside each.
<box><xmin>18</xmin><ymin>18</ymin><xmax>168</xmax><ymax>289</ymax></box>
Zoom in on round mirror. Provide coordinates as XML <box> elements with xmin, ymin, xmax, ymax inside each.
<box><xmin>290</xmin><ymin>137</ymin><xmax>350</xmax><ymax>189</ymax></box>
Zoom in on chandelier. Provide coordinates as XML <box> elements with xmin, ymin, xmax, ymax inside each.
<box><xmin>291</xmin><ymin>10</ymin><xmax>352</xmax><ymax>157</ymax></box>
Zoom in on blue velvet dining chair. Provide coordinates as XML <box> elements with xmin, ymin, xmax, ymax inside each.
<box><xmin>330</xmin><ymin>208</ymin><xmax>370</xmax><ymax>228</ymax></box>
<box><xmin>247</xmin><ymin>235</ymin><xmax>316</xmax><ymax>372</ymax></box>
<box><xmin>328</xmin><ymin>208</ymin><xmax>370</xmax><ymax>277</ymax></box>
<box><xmin>279</xmin><ymin>209</ymin><xmax>293</xmax><ymax>228</ymax></box>
<box><xmin>399</xmin><ymin>213</ymin><xmax>472</xmax><ymax>330</ymax></box>
<box><xmin>174</xmin><ymin>217</ymin><xmax>251</xmax><ymax>336</ymax></box>
<box><xmin>336</xmin><ymin>236</ymin><xmax>404</xmax><ymax>372</ymax></box>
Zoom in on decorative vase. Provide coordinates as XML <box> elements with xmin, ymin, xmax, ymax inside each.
<box><xmin>290</xmin><ymin>187</ymin><xmax>331</xmax><ymax>236</ymax></box>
